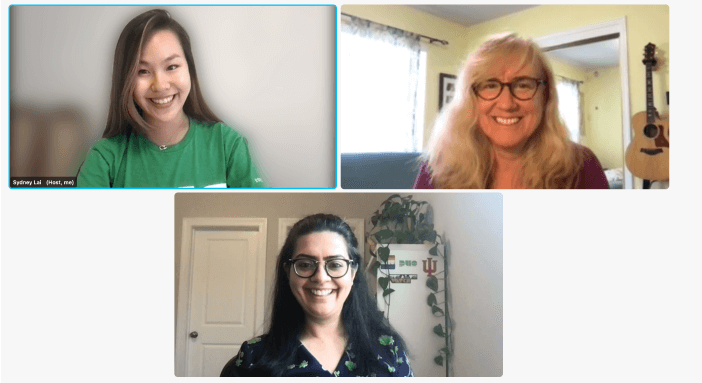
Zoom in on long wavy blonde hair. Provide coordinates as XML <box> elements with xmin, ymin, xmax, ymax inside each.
<box><xmin>423</xmin><ymin>33</ymin><xmax>583</xmax><ymax>189</ymax></box>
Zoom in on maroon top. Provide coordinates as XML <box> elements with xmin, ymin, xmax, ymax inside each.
<box><xmin>413</xmin><ymin>146</ymin><xmax>610</xmax><ymax>189</ymax></box>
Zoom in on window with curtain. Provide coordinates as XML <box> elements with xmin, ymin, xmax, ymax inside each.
<box><xmin>556</xmin><ymin>76</ymin><xmax>583</xmax><ymax>143</ymax></box>
<box><xmin>339</xmin><ymin>15</ymin><xmax>427</xmax><ymax>153</ymax></box>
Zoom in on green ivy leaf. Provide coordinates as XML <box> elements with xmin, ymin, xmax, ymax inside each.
<box><xmin>429</xmin><ymin>243</ymin><xmax>438</xmax><ymax>256</ymax></box>
<box><xmin>382</xmin><ymin>288</ymin><xmax>395</xmax><ymax>297</ymax></box>
<box><xmin>426</xmin><ymin>276</ymin><xmax>438</xmax><ymax>292</ymax></box>
<box><xmin>427</xmin><ymin>293</ymin><xmax>437</xmax><ymax>306</ymax></box>
<box><xmin>377</xmin><ymin>246</ymin><xmax>390</xmax><ymax>262</ymax></box>
<box><xmin>440</xmin><ymin>347</ymin><xmax>451</xmax><ymax>356</ymax></box>
<box><xmin>432</xmin><ymin>305</ymin><xmax>444</xmax><ymax>315</ymax></box>
<box><xmin>378</xmin><ymin>277</ymin><xmax>390</xmax><ymax>291</ymax></box>
<box><xmin>433</xmin><ymin>324</ymin><xmax>445</xmax><ymax>337</ymax></box>
<box><xmin>434</xmin><ymin>355</ymin><xmax>444</xmax><ymax>366</ymax></box>
<box><xmin>428</xmin><ymin>230</ymin><xmax>437</xmax><ymax>243</ymax></box>
<box><xmin>375</xmin><ymin>229</ymin><xmax>394</xmax><ymax>243</ymax></box>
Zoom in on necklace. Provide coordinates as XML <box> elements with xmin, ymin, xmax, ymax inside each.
<box><xmin>155</xmin><ymin>119</ymin><xmax>189</xmax><ymax>150</ymax></box>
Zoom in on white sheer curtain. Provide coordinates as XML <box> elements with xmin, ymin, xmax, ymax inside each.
<box><xmin>556</xmin><ymin>76</ymin><xmax>582</xmax><ymax>143</ymax></box>
<box><xmin>339</xmin><ymin>15</ymin><xmax>426</xmax><ymax>153</ymax></box>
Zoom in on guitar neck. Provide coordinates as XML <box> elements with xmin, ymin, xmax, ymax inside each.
<box><xmin>645</xmin><ymin>63</ymin><xmax>655</xmax><ymax>123</ymax></box>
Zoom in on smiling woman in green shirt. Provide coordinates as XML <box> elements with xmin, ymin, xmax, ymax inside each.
<box><xmin>77</xmin><ymin>9</ymin><xmax>264</xmax><ymax>188</ymax></box>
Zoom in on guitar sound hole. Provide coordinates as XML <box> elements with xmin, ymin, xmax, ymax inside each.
<box><xmin>643</xmin><ymin>124</ymin><xmax>659</xmax><ymax>138</ymax></box>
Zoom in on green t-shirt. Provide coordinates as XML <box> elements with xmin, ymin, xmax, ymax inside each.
<box><xmin>77</xmin><ymin>119</ymin><xmax>265</xmax><ymax>188</ymax></box>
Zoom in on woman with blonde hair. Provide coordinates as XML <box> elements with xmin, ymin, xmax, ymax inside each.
<box><xmin>414</xmin><ymin>33</ymin><xmax>608</xmax><ymax>189</ymax></box>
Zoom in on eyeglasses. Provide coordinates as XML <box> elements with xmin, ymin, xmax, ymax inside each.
<box><xmin>286</xmin><ymin>258</ymin><xmax>356</xmax><ymax>279</ymax></box>
<box><xmin>472</xmin><ymin>77</ymin><xmax>547</xmax><ymax>101</ymax></box>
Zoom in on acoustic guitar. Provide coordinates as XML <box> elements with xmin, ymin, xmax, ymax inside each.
<box><xmin>625</xmin><ymin>43</ymin><xmax>669</xmax><ymax>181</ymax></box>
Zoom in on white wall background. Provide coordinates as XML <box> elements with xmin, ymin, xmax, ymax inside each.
<box><xmin>425</xmin><ymin>192</ymin><xmax>503</xmax><ymax>376</ymax></box>
<box><xmin>173</xmin><ymin>192</ymin><xmax>503</xmax><ymax>376</ymax></box>
<box><xmin>10</xmin><ymin>5</ymin><xmax>336</xmax><ymax>187</ymax></box>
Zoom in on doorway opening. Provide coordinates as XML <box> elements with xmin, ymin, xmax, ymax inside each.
<box><xmin>535</xmin><ymin>18</ymin><xmax>632</xmax><ymax>189</ymax></box>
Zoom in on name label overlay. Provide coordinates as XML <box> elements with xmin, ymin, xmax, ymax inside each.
<box><xmin>11</xmin><ymin>177</ymin><xmax>77</xmax><ymax>188</ymax></box>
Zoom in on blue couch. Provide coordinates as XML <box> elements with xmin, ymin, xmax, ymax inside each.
<box><xmin>340</xmin><ymin>152</ymin><xmax>422</xmax><ymax>189</ymax></box>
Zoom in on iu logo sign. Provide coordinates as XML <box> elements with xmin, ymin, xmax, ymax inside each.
<box><xmin>422</xmin><ymin>258</ymin><xmax>437</xmax><ymax>277</ymax></box>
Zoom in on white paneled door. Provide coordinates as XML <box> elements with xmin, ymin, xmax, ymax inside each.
<box><xmin>176</xmin><ymin>218</ymin><xmax>267</xmax><ymax>377</ymax></box>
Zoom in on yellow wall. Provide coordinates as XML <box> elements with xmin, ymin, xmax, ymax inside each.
<box><xmin>549</xmin><ymin>59</ymin><xmax>588</xmax><ymax>83</ymax></box>
<box><xmin>583</xmin><ymin>67</ymin><xmax>624</xmax><ymax>169</ymax></box>
<box><xmin>340</xmin><ymin>4</ymin><xmax>669</xmax><ymax>152</ymax></box>
<box><xmin>547</xmin><ymin>58</ymin><xmax>624</xmax><ymax>169</ymax></box>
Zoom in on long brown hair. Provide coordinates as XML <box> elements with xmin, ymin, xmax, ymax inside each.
<box><xmin>423</xmin><ymin>33</ymin><xmax>583</xmax><ymax>188</ymax></box>
<box><xmin>103</xmin><ymin>9</ymin><xmax>220</xmax><ymax>138</ymax></box>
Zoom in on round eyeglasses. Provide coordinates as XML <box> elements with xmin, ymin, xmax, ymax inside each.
<box><xmin>473</xmin><ymin>77</ymin><xmax>547</xmax><ymax>101</ymax></box>
<box><xmin>286</xmin><ymin>258</ymin><xmax>356</xmax><ymax>278</ymax></box>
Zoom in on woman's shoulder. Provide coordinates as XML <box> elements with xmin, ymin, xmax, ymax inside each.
<box><xmin>95</xmin><ymin>132</ymin><xmax>131</xmax><ymax>146</ymax></box>
<box><xmin>220</xmin><ymin>334</ymin><xmax>269</xmax><ymax>377</ymax></box>
<box><xmin>239</xmin><ymin>334</ymin><xmax>267</xmax><ymax>354</ymax></box>
<box><xmin>573</xmin><ymin>143</ymin><xmax>596</xmax><ymax>159</ymax></box>
<box><xmin>87</xmin><ymin>133</ymin><xmax>134</xmax><ymax>157</ymax></box>
<box><xmin>572</xmin><ymin>143</ymin><xmax>609</xmax><ymax>189</ymax></box>
<box><xmin>190</xmin><ymin>119</ymin><xmax>244</xmax><ymax>139</ymax></box>
<box><xmin>373</xmin><ymin>334</ymin><xmax>407</xmax><ymax>356</ymax></box>
<box><xmin>572</xmin><ymin>143</ymin><xmax>602</xmax><ymax>170</ymax></box>
<box><xmin>414</xmin><ymin>161</ymin><xmax>435</xmax><ymax>189</ymax></box>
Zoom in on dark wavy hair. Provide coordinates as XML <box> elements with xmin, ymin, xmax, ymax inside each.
<box><xmin>103</xmin><ymin>9</ymin><xmax>220</xmax><ymax>138</ymax></box>
<box><xmin>256</xmin><ymin>213</ymin><xmax>408</xmax><ymax>376</ymax></box>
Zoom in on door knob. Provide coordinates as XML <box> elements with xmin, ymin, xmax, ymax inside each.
<box><xmin>190</xmin><ymin>331</ymin><xmax>198</xmax><ymax>338</ymax></box>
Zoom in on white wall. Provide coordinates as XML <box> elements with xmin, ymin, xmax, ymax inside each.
<box><xmin>425</xmin><ymin>193</ymin><xmax>503</xmax><ymax>377</ymax></box>
<box><xmin>10</xmin><ymin>5</ymin><xmax>335</xmax><ymax>187</ymax></box>
<box><xmin>174</xmin><ymin>192</ymin><xmax>503</xmax><ymax>376</ymax></box>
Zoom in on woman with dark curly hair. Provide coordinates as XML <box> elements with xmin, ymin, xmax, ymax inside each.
<box><xmin>221</xmin><ymin>214</ymin><xmax>412</xmax><ymax>377</ymax></box>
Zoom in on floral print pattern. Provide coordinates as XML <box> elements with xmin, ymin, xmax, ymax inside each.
<box><xmin>221</xmin><ymin>335</ymin><xmax>413</xmax><ymax>377</ymax></box>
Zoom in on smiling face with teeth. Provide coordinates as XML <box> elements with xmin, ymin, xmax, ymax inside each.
<box><xmin>133</xmin><ymin>30</ymin><xmax>191</xmax><ymax>129</ymax></box>
<box><xmin>288</xmin><ymin>231</ymin><xmax>357</xmax><ymax>323</ymax></box>
<box><xmin>475</xmin><ymin>56</ymin><xmax>545</xmax><ymax>155</ymax></box>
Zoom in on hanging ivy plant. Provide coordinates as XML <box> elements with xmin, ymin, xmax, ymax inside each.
<box><xmin>366</xmin><ymin>194</ymin><xmax>454</xmax><ymax>374</ymax></box>
<box><xmin>424</xmin><ymin>238</ymin><xmax>453</xmax><ymax>372</ymax></box>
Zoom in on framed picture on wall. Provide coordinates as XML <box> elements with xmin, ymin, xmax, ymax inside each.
<box><xmin>278</xmin><ymin>218</ymin><xmax>365</xmax><ymax>258</ymax></box>
<box><xmin>439</xmin><ymin>73</ymin><xmax>457</xmax><ymax>110</ymax></box>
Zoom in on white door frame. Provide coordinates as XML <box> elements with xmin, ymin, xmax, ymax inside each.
<box><xmin>534</xmin><ymin>17</ymin><xmax>633</xmax><ymax>189</ymax></box>
<box><xmin>175</xmin><ymin>217</ymin><xmax>267</xmax><ymax>377</ymax></box>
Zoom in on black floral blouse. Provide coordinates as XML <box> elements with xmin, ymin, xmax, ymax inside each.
<box><xmin>220</xmin><ymin>334</ymin><xmax>413</xmax><ymax>377</ymax></box>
